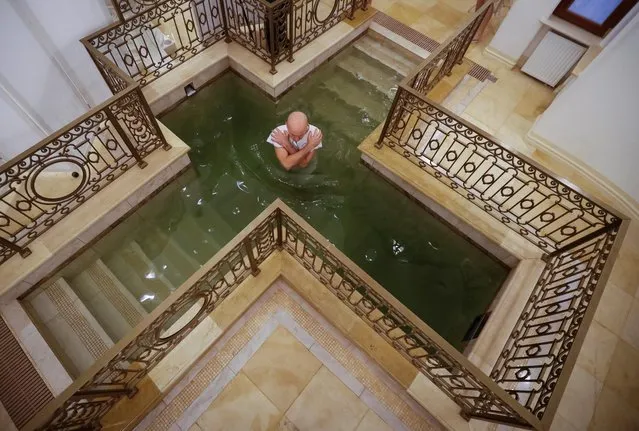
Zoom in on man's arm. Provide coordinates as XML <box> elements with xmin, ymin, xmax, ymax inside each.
<box><xmin>275</xmin><ymin>129</ymin><xmax>322</xmax><ymax>171</ymax></box>
<box><xmin>275</xmin><ymin>145</ymin><xmax>314</xmax><ymax>171</ymax></box>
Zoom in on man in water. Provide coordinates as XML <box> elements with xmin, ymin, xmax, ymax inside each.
<box><xmin>267</xmin><ymin>111</ymin><xmax>323</xmax><ymax>171</ymax></box>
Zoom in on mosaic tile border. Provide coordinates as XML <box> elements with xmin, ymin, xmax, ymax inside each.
<box><xmin>372</xmin><ymin>12</ymin><xmax>497</xmax><ymax>83</ymax></box>
<box><xmin>137</xmin><ymin>280</ymin><xmax>443</xmax><ymax>431</ymax></box>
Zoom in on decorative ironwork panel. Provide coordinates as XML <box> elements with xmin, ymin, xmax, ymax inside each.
<box><xmin>115</xmin><ymin>0</ymin><xmax>162</xmax><ymax>16</ymax></box>
<box><xmin>89</xmin><ymin>0</ymin><xmax>226</xmax><ymax>86</ymax></box>
<box><xmin>279</xmin><ymin>211</ymin><xmax>533</xmax><ymax>428</ymax></box>
<box><xmin>490</xmin><ymin>226</ymin><xmax>619</xmax><ymax>419</ymax></box>
<box><xmin>380</xmin><ymin>88</ymin><xmax>618</xmax><ymax>251</ymax></box>
<box><xmin>222</xmin><ymin>0</ymin><xmax>276</xmax><ymax>65</ymax></box>
<box><xmin>0</xmin><ymin>105</ymin><xmax>136</xmax><ymax>265</ymax></box>
<box><xmin>110</xmin><ymin>89</ymin><xmax>166</xmax><ymax>157</ymax></box>
<box><xmin>90</xmin><ymin>48</ymin><xmax>132</xmax><ymax>94</ymax></box>
<box><xmin>291</xmin><ymin>0</ymin><xmax>353</xmax><ymax>52</ymax></box>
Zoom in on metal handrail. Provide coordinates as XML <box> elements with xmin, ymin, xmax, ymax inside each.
<box><xmin>24</xmin><ymin>200</ymin><xmax>544</xmax><ymax>430</ymax></box>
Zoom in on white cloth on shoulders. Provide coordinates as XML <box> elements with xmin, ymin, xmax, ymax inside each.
<box><xmin>266</xmin><ymin>124</ymin><xmax>323</xmax><ymax>150</ymax></box>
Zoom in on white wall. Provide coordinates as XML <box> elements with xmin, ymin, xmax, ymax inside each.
<box><xmin>0</xmin><ymin>0</ymin><xmax>113</xmax><ymax>162</ymax></box>
<box><xmin>488</xmin><ymin>0</ymin><xmax>561</xmax><ymax>61</ymax></box>
<box><xmin>0</xmin><ymin>87</ymin><xmax>47</xmax><ymax>163</ymax></box>
<box><xmin>532</xmin><ymin>16</ymin><xmax>639</xmax><ymax>202</ymax></box>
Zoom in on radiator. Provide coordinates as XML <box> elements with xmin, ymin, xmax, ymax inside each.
<box><xmin>521</xmin><ymin>31</ymin><xmax>587</xmax><ymax>87</ymax></box>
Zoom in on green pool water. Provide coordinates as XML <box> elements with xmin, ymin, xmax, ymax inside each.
<box><xmin>41</xmin><ymin>43</ymin><xmax>508</xmax><ymax>352</ymax></box>
<box><xmin>154</xmin><ymin>45</ymin><xmax>509</xmax><ymax>349</ymax></box>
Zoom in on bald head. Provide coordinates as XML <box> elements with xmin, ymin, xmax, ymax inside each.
<box><xmin>286</xmin><ymin>111</ymin><xmax>309</xmax><ymax>139</ymax></box>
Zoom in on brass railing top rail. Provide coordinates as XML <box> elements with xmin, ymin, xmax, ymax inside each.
<box><xmin>23</xmin><ymin>199</ymin><xmax>282</xmax><ymax>431</ymax></box>
<box><xmin>401</xmin><ymin>0</ymin><xmax>496</xmax><ymax>88</ymax></box>
<box><xmin>396</xmin><ymin>83</ymin><xmax>627</xmax><ymax>230</ymax></box>
<box><xmin>81</xmin><ymin>41</ymin><xmax>137</xmax><ymax>88</ymax></box>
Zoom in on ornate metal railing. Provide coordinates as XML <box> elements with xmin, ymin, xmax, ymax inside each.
<box><xmin>91</xmin><ymin>0</ymin><xmax>367</xmax><ymax>79</ymax></box>
<box><xmin>24</xmin><ymin>200</ymin><xmax>542</xmax><ymax>431</ymax></box>
<box><xmin>84</xmin><ymin>0</ymin><xmax>227</xmax><ymax>86</ymax></box>
<box><xmin>378</xmin><ymin>87</ymin><xmax>618</xmax><ymax>252</ymax></box>
<box><xmin>223</xmin><ymin>0</ymin><xmax>292</xmax><ymax>74</ymax></box>
<box><xmin>376</xmin><ymin>0</ymin><xmax>628</xmax><ymax>428</ymax></box>
<box><xmin>491</xmin><ymin>223</ymin><xmax>623</xmax><ymax>424</ymax></box>
<box><xmin>0</xmin><ymin>52</ymin><xmax>168</xmax><ymax>266</ymax></box>
<box><xmin>404</xmin><ymin>0</ymin><xmax>493</xmax><ymax>95</ymax></box>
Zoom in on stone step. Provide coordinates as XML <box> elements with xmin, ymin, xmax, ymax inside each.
<box><xmin>103</xmin><ymin>242</ymin><xmax>173</xmax><ymax>312</ymax></box>
<box><xmin>24</xmin><ymin>277</ymin><xmax>113</xmax><ymax>378</ymax></box>
<box><xmin>136</xmin><ymin>229</ymin><xmax>202</xmax><ymax>288</ymax></box>
<box><xmin>321</xmin><ymin>67</ymin><xmax>388</xmax><ymax>124</ymax></box>
<box><xmin>69</xmin><ymin>259</ymin><xmax>147</xmax><ymax>342</ymax></box>
<box><xmin>353</xmin><ymin>35</ymin><xmax>420</xmax><ymax>77</ymax></box>
<box><xmin>171</xmin><ymin>214</ymin><xmax>223</xmax><ymax>265</ymax></box>
<box><xmin>337</xmin><ymin>49</ymin><xmax>401</xmax><ymax>98</ymax></box>
<box><xmin>309</xmin><ymin>90</ymin><xmax>372</xmax><ymax>143</ymax></box>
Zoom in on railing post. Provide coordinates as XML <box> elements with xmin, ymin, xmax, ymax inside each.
<box><xmin>105</xmin><ymin>108</ymin><xmax>148</xmax><ymax>169</ymax></box>
<box><xmin>348</xmin><ymin>0</ymin><xmax>357</xmax><ymax>20</ymax></box>
<box><xmin>0</xmin><ymin>237</ymin><xmax>31</xmax><ymax>258</ymax></box>
<box><xmin>243</xmin><ymin>238</ymin><xmax>261</xmax><ymax>276</ymax></box>
<box><xmin>136</xmin><ymin>87</ymin><xmax>171</xmax><ymax>151</ymax></box>
<box><xmin>219</xmin><ymin>0</ymin><xmax>232</xmax><ymax>43</ymax></box>
<box><xmin>287</xmin><ymin>0</ymin><xmax>295</xmax><ymax>63</ymax></box>
<box><xmin>276</xmin><ymin>209</ymin><xmax>283</xmax><ymax>250</ymax></box>
<box><xmin>267</xmin><ymin>6</ymin><xmax>278</xmax><ymax>74</ymax></box>
<box><xmin>375</xmin><ymin>86</ymin><xmax>403</xmax><ymax>149</ymax></box>
<box><xmin>109</xmin><ymin>0</ymin><xmax>125</xmax><ymax>22</ymax></box>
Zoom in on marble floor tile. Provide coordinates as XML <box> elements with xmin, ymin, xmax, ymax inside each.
<box><xmin>621</xmin><ymin>298</ymin><xmax>639</xmax><ymax>350</ymax></box>
<box><xmin>463</xmin><ymin>92</ymin><xmax>517</xmax><ymax>132</ymax></box>
<box><xmin>556</xmin><ymin>365</ymin><xmax>603</xmax><ymax>431</ymax></box>
<box><xmin>425</xmin><ymin>3</ymin><xmax>465</xmax><ymax>27</ymax></box>
<box><xmin>590</xmin><ymin>386</ymin><xmax>639</xmax><ymax>431</ymax></box>
<box><xmin>384</xmin><ymin>3</ymin><xmax>424</xmax><ymax>26</ymax></box>
<box><xmin>604</xmin><ymin>339</ymin><xmax>639</xmax><ymax>411</ymax></box>
<box><xmin>242</xmin><ymin>326</ymin><xmax>322</xmax><ymax>411</ymax></box>
<box><xmin>513</xmin><ymin>83</ymin><xmax>555</xmax><ymax>121</ymax></box>
<box><xmin>356</xmin><ymin>409</ymin><xmax>394</xmax><ymax>431</ymax></box>
<box><xmin>195</xmin><ymin>372</ymin><xmax>281</xmax><ymax>431</ymax></box>
<box><xmin>409</xmin><ymin>15</ymin><xmax>451</xmax><ymax>43</ymax></box>
<box><xmin>549</xmin><ymin>414</ymin><xmax>579</xmax><ymax>431</ymax></box>
<box><xmin>286</xmin><ymin>366</ymin><xmax>368</xmax><ymax>431</ymax></box>
<box><xmin>575</xmin><ymin>321</ymin><xmax>618</xmax><ymax>382</ymax></box>
<box><xmin>593</xmin><ymin>283</ymin><xmax>633</xmax><ymax>334</ymax></box>
<box><xmin>608</xmin><ymin>251</ymin><xmax>639</xmax><ymax>297</ymax></box>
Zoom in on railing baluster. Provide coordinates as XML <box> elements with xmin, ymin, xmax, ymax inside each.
<box><xmin>105</xmin><ymin>108</ymin><xmax>148</xmax><ymax>169</ymax></box>
<box><xmin>287</xmin><ymin>0</ymin><xmax>295</xmax><ymax>63</ymax></box>
<box><xmin>0</xmin><ymin>237</ymin><xmax>31</xmax><ymax>258</ymax></box>
<box><xmin>135</xmin><ymin>87</ymin><xmax>171</xmax><ymax>151</ymax></box>
<box><xmin>276</xmin><ymin>209</ymin><xmax>283</xmax><ymax>249</ymax></box>
<box><xmin>243</xmin><ymin>238</ymin><xmax>261</xmax><ymax>276</ymax></box>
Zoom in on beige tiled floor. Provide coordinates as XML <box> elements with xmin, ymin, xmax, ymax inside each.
<box><xmin>140</xmin><ymin>279</ymin><xmax>442</xmax><ymax>431</ymax></box>
<box><xmin>369</xmin><ymin>0</ymin><xmax>639</xmax><ymax>430</ymax></box>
